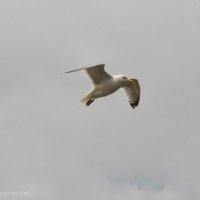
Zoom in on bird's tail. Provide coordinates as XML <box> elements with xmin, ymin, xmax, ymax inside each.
<box><xmin>81</xmin><ymin>91</ymin><xmax>93</xmax><ymax>103</ymax></box>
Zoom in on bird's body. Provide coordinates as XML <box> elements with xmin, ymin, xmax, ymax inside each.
<box><xmin>91</xmin><ymin>76</ymin><xmax>122</xmax><ymax>97</ymax></box>
<box><xmin>65</xmin><ymin>64</ymin><xmax>140</xmax><ymax>109</ymax></box>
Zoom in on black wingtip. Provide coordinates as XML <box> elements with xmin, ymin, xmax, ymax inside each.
<box><xmin>130</xmin><ymin>103</ymin><xmax>136</xmax><ymax>109</ymax></box>
<box><xmin>130</xmin><ymin>96</ymin><xmax>140</xmax><ymax>109</ymax></box>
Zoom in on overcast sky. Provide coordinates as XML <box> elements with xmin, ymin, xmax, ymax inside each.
<box><xmin>0</xmin><ymin>0</ymin><xmax>200</xmax><ymax>199</ymax></box>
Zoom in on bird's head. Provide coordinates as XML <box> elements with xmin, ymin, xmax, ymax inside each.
<box><xmin>115</xmin><ymin>75</ymin><xmax>135</xmax><ymax>86</ymax></box>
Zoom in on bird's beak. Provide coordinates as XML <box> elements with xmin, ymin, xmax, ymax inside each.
<box><xmin>127</xmin><ymin>79</ymin><xmax>134</xmax><ymax>84</ymax></box>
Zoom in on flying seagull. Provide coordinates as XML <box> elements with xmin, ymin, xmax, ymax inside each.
<box><xmin>65</xmin><ymin>64</ymin><xmax>140</xmax><ymax>109</ymax></box>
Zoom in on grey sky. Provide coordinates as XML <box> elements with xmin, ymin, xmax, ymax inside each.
<box><xmin>0</xmin><ymin>0</ymin><xmax>200</xmax><ymax>199</ymax></box>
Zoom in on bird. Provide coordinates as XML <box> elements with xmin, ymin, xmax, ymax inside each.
<box><xmin>65</xmin><ymin>64</ymin><xmax>140</xmax><ymax>109</ymax></box>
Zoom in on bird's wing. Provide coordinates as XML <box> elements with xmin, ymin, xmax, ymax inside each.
<box><xmin>65</xmin><ymin>64</ymin><xmax>112</xmax><ymax>85</ymax></box>
<box><xmin>123</xmin><ymin>79</ymin><xmax>140</xmax><ymax>109</ymax></box>
<box><xmin>84</xmin><ymin>64</ymin><xmax>112</xmax><ymax>85</ymax></box>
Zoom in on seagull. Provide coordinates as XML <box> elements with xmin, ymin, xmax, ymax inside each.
<box><xmin>65</xmin><ymin>64</ymin><xmax>140</xmax><ymax>109</ymax></box>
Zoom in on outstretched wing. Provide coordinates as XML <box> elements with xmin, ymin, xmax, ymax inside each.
<box><xmin>65</xmin><ymin>64</ymin><xmax>112</xmax><ymax>85</ymax></box>
<box><xmin>84</xmin><ymin>64</ymin><xmax>112</xmax><ymax>85</ymax></box>
<box><xmin>123</xmin><ymin>79</ymin><xmax>140</xmax><ymax>109</ymax></box>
